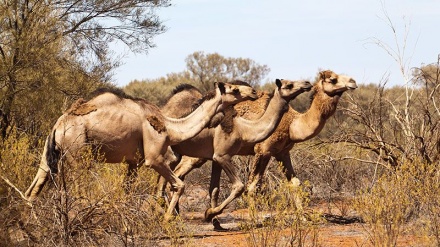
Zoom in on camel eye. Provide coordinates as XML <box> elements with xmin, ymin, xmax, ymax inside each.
<box><xmin>330</xmin><ymin>78</ymin><xmax>338</xmax><ymax>84</ymax></box>
<box><xmin>233</xmin><ymin>88</ymin><xmax>240</xmax><ymax>94</ymax></box>
<box><xmin>284</xmin><ymin>84</ymin><xmax>293</xmax><ymax>89</ymax></box>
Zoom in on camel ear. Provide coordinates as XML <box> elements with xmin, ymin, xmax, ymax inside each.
<box><xmin>275</xmin><ymin>79</ymin><xmax>282</xmax><ymax>88</ymax></box>
<box><xmin>319</xmin><ymin>70</ymin><xmax>331</xmax><ymax>80</ymax></box>
<box><xmin>216</xmin><ymin>82</ymin><xmax>226</xmax><ymax>95</ymax></box>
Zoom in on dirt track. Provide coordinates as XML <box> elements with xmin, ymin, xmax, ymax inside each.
<box><xmin>157</xmin><ymin>206</ymin><xmax>431</xmax><ymax>247</ymax></box>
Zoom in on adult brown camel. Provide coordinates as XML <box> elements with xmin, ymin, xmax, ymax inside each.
<box><xmin>160</xmin><ymin>79</ymin><xmax>312</xmax><ymax>226</ymax></box>
<box><xmin>168</xmin><ymin>70</ymin><xmax>357</xmax><ymax>225</ymax></box>
<box><xmin>244</xmin><ymin>70</ymin><xmax>357</xmax><ymax>197</ymax></box>
<box><xmin>24</xmin><ymin>82</ymin><xmax>257</xmax><ymax>218</ymax></box>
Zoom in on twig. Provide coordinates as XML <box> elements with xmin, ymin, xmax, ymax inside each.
<box><xmin>1</xmin><ymin>174</ymin><xmax>30</xmax><ymax>202</ymax></box>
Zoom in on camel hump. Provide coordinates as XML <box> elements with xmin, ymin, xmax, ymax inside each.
<box><xmin>88</xmin><ymin>87</ymin><xmax>136</xmax><ymax>100</ymax></box>
<box><xmin>172</xmin><ymin>84</ymin><xmax>200</xmax><ymax>95</ymax></box>
<box><xmin>66</xmin><ymin>87</ymin><xmax>146</xmax><ymax>116</ymax></box>
<box><xmin>234</xmin><ymin>91</ymin><xmax>271</xmax><ymax>119</ymax></box>
<box><xmin>65</xmin><ymin>98</ymin><xmax>97</xmax><ymax>116</ymax></box>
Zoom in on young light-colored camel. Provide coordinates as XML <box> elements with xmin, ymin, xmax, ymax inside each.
<box><xmin>24</xmin><ymin>82</ymin><xmax>257</xmax><ymax>218</ymax></box>
<box><xmin>160</xmin><ymin>79</ymin><xmax>312</xmax><ymax>225</ymax></box>
<box><xmin>171</xmin><ymin>70</ymin><xmax>357</xmax><ymax>223</ymax></box>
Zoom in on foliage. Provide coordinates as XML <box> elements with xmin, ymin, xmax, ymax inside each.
<box><xmin>354</xmin><ymin>164</ymin><xmax>413</xmax><ymax>247</ymax></box>
<box><xmin>241</xmin><ymin>173</ymin><xmax>322</xmax><ymax>247</ymax></box>
<box><xmin>123</xmin><ymin>51</ymin><xmax>270</xmax><ymax>102</ymax></box>
<box><xmin>0</xmin><ymin>0</ymin><xmax>170</xmax><ymax>139</ymax></box>
<box><xmin>124</xmin><ymin>71</ymin><xmax>193</xmax><ymax>106</ymax></box>
<box><xmin>0</xmin><ymin>138</ymin><xmax>192</xmax><ymax>246</ymax></box>
<box><xmin>324</xmin><ymin>58</ymin><xmax>440</xmax><ymax>168</ymax></box>
<box><xmin>0</xmin><ymin>0</ymin><xmax>439</xmax><ymax>243</ymax></box>
<box><xmin>186</xmin><ymin>51</ymin><xmax>270</xmax><ymax>91</ymax></box>
<box><xmin>354</xmin><ymin>160</ymin><xmax>440</xmax><ymax>247</ymax></box>
<box><xmin>409</xmin><ymin>161</ymin><xmax>440</xmax><ymax>246</ymax></box>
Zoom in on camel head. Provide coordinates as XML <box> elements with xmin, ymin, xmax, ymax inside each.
<box><xmin>275</xmin><ymin>79</ymin><xmax>312</xmax><ymax>101</ymax></box>
<box><xmin>318</xmin><ymin>70</ymin><xmax>357</xmax><ymax>97</ymax></box>
<box><xmin>218</xmin><ymin>80</ymin><xmax>258</xmax><ymax>109</ymax></box>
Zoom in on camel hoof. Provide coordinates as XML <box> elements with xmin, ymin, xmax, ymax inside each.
<box><xmin>204</xmin><ymin>208</ymin><xmax>215</xmax><ymax>222</ymax></box>
<box><xmin>212</xmin><ymin>218</ymin><xmax>228</xmax><ymax>232</ymax></box>
<box><xmin>163</xmin><ymin>213</ymin><xmax>175</xmax><ymax>222</ymax></box>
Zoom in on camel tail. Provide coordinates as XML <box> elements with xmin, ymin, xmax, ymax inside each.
<box><xmin>25</xmin><ymin>129</ymin><xmax>60</xmax><ymax>200</ymax></box>
<box><xmin>46</xmin><ymin>129</ymin><xmax>60</xmax><ymax>174</ymax></box>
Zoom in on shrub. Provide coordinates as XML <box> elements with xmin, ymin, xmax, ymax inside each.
<box><xmin>354</xmin><ymin>161</ymin><xmax>440</xmax><ymax>247</ymax></box>
<box><xmin>241</xmin><ymin>163</ymin><xmax>322</xmax><ymax>247</ymax></box>
<box><xmin>1</xmin><ymin>134</ymin><xmax>193</xmax><ymax>246</ymax></box>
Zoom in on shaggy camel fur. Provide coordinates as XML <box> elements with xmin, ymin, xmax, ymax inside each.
<box><xmin>169</xmin><ymin>70</ymin><xmax>357</xmax><ymax>225</ymax></box>
<box><xmin>24</xmin><ymin>82</ymin><xmax>257</xmax><ymax>218</ymax></box>
<box><xmin>160</xmin><ymin>79</ymin><xmax>312</xmax><ymax>224</ymax></box>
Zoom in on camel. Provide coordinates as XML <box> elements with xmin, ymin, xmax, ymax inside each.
<box><xmin>24</xmin><ymin>82</ymin><xmax>258</xmax><ymax>218</ymax></box>
<box><xmin>168</xmin><ymin>70</ymin><xmax>357</xmax><ymax>226</ymax></box>
<box><xmin>244</xmin><ymin>70</ymin><xmax>357</xmax><ymax>197</ymax></box>
<box><xmin>160</xmin><ymin>79</ymin><xmax>312</xmax><ymax>226</ymax></box>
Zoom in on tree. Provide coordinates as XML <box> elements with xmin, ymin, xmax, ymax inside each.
<box><xmin>0</xmin><ymin>0</ymin><xmax>170</xmax><ymax>139</ymax></box>
<box><xmin>124</xmin><ymin>71</ymin><xmax>193</xmax><ymax>106</ymax></box>
<box><xmin>185</xmin><ymin>51</ymin><xmax>270</xmax><ymax>91</ymax></box>
<box><xmin>124</xmin><ymin>52</ymin><xmax>271</xmax><ymax>102</ymax></box>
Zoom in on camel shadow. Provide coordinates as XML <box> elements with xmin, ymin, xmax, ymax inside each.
<box><xmin>322</xmin><ymin>213</ymin><xmax>364</xmax><ymax>224</ymax></box>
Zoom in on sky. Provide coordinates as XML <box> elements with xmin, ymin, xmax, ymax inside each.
<box><xmin>111</xmin><ymin>0</ymin><xmax>440</xmax><ymax>87</ymax></box>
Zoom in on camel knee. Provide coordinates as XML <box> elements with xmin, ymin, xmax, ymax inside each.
<box><xmin>232</xmin><ymin>181</ymin><xmax>245</xmax><ymax>196</ymax></box>
<box><xmin>170</xmin><ymin>180</ymin><xmax>185</xmax><ymax>196</ymax></box>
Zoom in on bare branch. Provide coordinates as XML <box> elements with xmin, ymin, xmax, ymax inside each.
<box><xmin>1</xmin><ymin>174</ymin><xmax>29</xmax><ymax>202</ymax></box>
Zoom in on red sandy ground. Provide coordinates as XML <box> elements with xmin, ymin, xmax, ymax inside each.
<box><xmin>159</xmin><ymin>203</ymin><xmax>433</xmax><ymax>247</ymax></box>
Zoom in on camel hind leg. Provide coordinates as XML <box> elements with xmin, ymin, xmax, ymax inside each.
<box><xmin>274</xmin><ymin>151</ymin><xmax>303</xmax><ymax>211</ymax></box>
<box><xmin>25</xmin><ymin>131</ymin><xmax>60</xmax><ymax>201</ymax></box>
<box><xmin>24</xmin><ymin>166</ymin><xmax>50</xmax><ymax>201</ymax></box>
<box><xmin>247</xmin><ymin>152</ymin><xmax>271</xmax><ymax>195</ymax></box>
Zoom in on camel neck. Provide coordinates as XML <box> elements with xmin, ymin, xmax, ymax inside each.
<box><xmin>165</xmin><ymin>89</ymin><xmax>222</xmax><ymax>144</ymax></box>
<box><xmin>237</xmin><ymin>89</ymin><xmax>287</xmax><ymax>143</ymax></box>
<box><xmin>289</xmin><ymin>91</ymin><xmax>340</xmax><ymax>142</ymax></box>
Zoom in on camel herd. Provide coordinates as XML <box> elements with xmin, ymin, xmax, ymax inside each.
<box><xmin>25</xmin><ymin>70</ymin><xmax>357</xmax><ymax>228</ymax></box>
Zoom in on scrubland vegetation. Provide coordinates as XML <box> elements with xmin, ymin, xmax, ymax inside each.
<box><xmin>1</xmin><ymin>0</ymin><xmax>439</xmax><ymax>246</ymax></box>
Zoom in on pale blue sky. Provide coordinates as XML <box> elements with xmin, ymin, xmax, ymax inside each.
<box><xmin>112</xmin><ymin>0</ymin><xmax>439</xmax><ymax>87</ymax></box>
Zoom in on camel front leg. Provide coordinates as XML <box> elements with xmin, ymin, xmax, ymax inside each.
<box><xmin>156</xmin><ymin>156</ymin><xmax>208</xmax><ymax>213</ymax></box>
<box><xmin>275</xmin><ymin>151</ymin><xmax>303</xmax><ymax>211</ymax></box>
<box><xmin>155</xmin><ymin>156</ymin><xmax>207</xmax><ymax>206</ymax></box>
<box><xmin>150</xmin><ymin>161</ymin><xmax>185</xmax><ymax>219</ymax></box>
<box><xmin>124</xmin><ymin>162</ymin><xmax>142</xmax><ymax>193</ymax></box>
<box><xmin>155</xmin><ymin>147</ymin><xmax>181</xmax><ymax>200</ymax></box>
<box><xmin>204</xmin><ymin>154</ymin><xmax>244</xmax><ymax>222</ymax></box>
<box><xmin>144</xmin><ymin>136</ymin><xmax>184</xmax><ymax>219</ymax></box>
